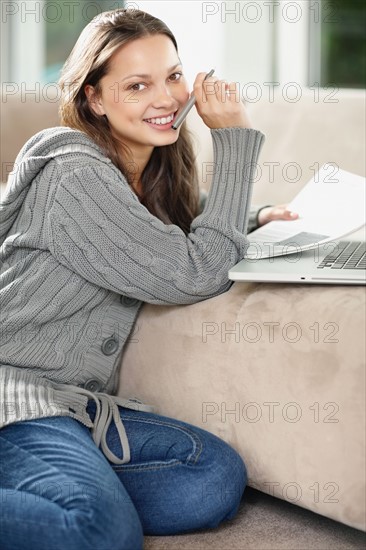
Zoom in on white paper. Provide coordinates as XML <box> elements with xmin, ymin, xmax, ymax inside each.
<box><xmin>245</xmin><ymin>165</ymin><xmax>366</xmax><ymax>259</ymax></box>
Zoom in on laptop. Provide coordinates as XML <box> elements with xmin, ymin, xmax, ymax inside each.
<box><xmin>229</xmin><ymin>239</ymin><xmax>366</xmax><ymax>285</ymax></box>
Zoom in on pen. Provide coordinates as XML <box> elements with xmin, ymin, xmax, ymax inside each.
<box><xmin>172</xmin><ymin>69</ymin><xmax>215</xmax><ymax>130</ymax></box>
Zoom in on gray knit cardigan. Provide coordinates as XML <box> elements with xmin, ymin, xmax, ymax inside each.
<box><xmin>0</xmin><ymin>126</ymin><xmax>265</xmax><ymax>463</ymax></box>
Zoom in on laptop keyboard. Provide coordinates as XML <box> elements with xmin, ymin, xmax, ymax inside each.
<box><xmin>317</xmin><ymin>241</ymin><xmax>366</xmax><ymax>270</ymax></box>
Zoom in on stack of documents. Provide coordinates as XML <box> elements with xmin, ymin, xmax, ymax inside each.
<box><xmin>245</xmin><ymin>165</ymin><xmax>366</xmax><ymax>259</ymax></box>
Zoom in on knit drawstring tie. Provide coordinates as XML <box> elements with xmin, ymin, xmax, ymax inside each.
<box><xmin>52</xmin><ymin>383</ymin><xmax>155</xmax><ymax>465</ymax></box>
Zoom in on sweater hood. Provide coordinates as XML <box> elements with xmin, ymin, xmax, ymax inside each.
<box><xmin>0</xmin><ymin>126</ymin><xmax>112</xmax><ymax>247</ymax></box>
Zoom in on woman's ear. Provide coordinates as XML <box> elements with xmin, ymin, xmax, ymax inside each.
<box><xmin>84</xmin><ymin>84</ymin><xmax>106</xmax><ymax>116</ymax></box>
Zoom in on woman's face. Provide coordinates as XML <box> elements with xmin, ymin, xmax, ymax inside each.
<box><xmin>86</xmin><ymin>34</ymin><xmax>190</xmax><ymax>159</ymax></box>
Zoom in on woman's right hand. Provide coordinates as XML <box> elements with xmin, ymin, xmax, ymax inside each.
<box><xmin>193</xmin><ymin>72</ymin><xmax>252</xmax><ymax>130</ymax></box>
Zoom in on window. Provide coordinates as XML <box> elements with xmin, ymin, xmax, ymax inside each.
<box><xmin>0</xmin><ymin>0</ymin><xmax>124</xmax><ymax>86</ymax></box>
<box><xmin>43</xmin><ymin>0</ymin><xmax>125</xmax><ymax>83</ymax></box>
<box><xmin>309</xmin><ymin>0</ymin><xmax>366</xmax><ymax>88</ymax></box>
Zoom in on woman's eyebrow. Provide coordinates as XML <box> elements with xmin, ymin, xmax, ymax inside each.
<box><xmin>121</xmin><ymin>63</ymin><xmax>182</xmax><ymax>82</ymax></box>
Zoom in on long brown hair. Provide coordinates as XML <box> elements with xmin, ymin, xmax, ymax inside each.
<box><xmin>58</xmin><ymin>8</ymin><xmax>200</xmax><ymax>234</ymax></box>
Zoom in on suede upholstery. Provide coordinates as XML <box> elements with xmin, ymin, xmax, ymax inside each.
<box><xmin>119</xmin><ymin>280</ymin><xmax>365</xmax><ymax>531</ymax></box>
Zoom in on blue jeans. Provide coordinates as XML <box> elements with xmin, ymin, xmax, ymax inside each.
<box><xmin>0</xmin><ymin>402</ymin><xmax>247</xmax><ymax>550</ymax></box>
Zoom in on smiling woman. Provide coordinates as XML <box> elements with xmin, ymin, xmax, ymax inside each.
<box><xmin>0</xmin><ymin>7</ymin><xmax>264</xmax><ymax>550</ymax></box>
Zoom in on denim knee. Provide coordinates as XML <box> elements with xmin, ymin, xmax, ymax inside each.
<box><xmin>131</xmin><ymin>435</ymin><xmax>246</xmax><ymax>537</ymax></box>
<box><xmin>198</xmin><ymin>436</ymin><xmax>247</xmax><ymax>530</ymax></box>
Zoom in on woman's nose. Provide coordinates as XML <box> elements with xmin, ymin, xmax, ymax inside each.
<box><xmin>152</xmin><ymin>86</ymin><xmax>175</xmax><ymax>109</ymax></box>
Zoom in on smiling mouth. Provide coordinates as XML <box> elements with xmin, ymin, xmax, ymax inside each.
<box><xmin>143</xmin><ymin>111</ymin><xmax>177</xmax><ymax>126</ymax></box>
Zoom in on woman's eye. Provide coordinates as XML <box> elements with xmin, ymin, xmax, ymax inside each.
<box><xmin>169</xmin><ymin>72</ymin><xmax>183</xmax><ymax>82</ymax></box>
<box><xmin>129</xmin><ymin>83</ymin><xmax>146</xmax><ymax>91</ymax></box>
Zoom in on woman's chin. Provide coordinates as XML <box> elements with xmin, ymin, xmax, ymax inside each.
<box><xmin>148</xmin><ymin>131</ymin><xmax>180</xmax><ymax>147</ymax></box>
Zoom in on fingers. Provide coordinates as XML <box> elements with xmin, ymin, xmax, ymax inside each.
<box><xmin>281</xmin><ymin>205</ymin><xmax>299</xmax><ymax>219</ymax></box>
<box><xmin>259</xmin><ymin>205</ymin><xmax>299</xmax><ymax>227</ymax></box>
<box><xmin>226</xmin><ymin>81</ymin><xmax>241</xmax><ymax>103</ymax></box>
<box><xmin>193</xmin><ymin>73</ymin><xmax>234</xmax><ymax>104</ymax></box>
<box><xmin>193</xmin><ymin>72</ymin><xmax>217</xmax><ymax>103</ymax></box>
<box><xmin>192</xmin><ymin>71</ymin><xmax>251</xmax><ymax>129</ymax></box>
<box><xmin>203</xmin><ymin>78</ymin><xmax>238</xmax><ymax>103</ymax></box>
<box><xmin>272</xmin><ymin>205</ymin><xmax>299</xmax><ymax>220</ymax></box>
<box><xmin>195</xmin><ymin>74</ymin><xmax>223</xmax><ymax>104</ymax></box>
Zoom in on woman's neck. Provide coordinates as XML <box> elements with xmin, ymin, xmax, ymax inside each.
<box><xmin>132</xmin><ymin>179</ymin><xmax>143</xmax><ymax>197</ymax></box>
<box><xmin>121</xmin><ymin>146</ymin><xmax>153</xmax><ymax>198</ymax></box>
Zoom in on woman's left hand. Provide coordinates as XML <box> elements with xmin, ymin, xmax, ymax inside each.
<box><xmin>257</xmin><ymin>204</ymin><xmax>299</xmax><ymax>227</ymax></box>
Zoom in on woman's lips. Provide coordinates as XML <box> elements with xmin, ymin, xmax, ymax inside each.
<box><xmin>143</xmin><ymin>111</ymin><xmax>177</xmax><ymax>130</ymax></box>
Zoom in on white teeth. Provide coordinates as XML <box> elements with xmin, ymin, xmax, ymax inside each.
<box><xmin>145</xmin><ymin>114</ymin><xmax>174</xmax><ymax>125</ymax></box>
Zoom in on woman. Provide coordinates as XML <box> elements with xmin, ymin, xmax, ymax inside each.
<box><xmin>0</xmin><ymin>8</ymin><xmax>297</xmax><ymax>550</ymax></box>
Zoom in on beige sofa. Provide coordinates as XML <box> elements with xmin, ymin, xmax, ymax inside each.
<box><xmin>1</xmin><ymin>89</ymin><xmax>365</xmax><ymax>532</ymax></box>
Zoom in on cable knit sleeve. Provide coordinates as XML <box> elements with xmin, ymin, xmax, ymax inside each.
<box><xmin>47</xmin><ymin>127</ymin><xmax>264</xmax><ymax>305</ymax></box>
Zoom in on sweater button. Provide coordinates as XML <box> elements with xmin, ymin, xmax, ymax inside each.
<box><xmin>120</xmin><ymin>295</ymin><xmax>139</xmax><ymax>307</ymax></box>
<box><xmin>101</xmin><ymin>336</ymin><xmax>119</xmax><ymax>355</ymax></box>
<box><xmin>84</xmin><ymin>379</ymin><xmax>102</xmax><ymax>392</ymax></box>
